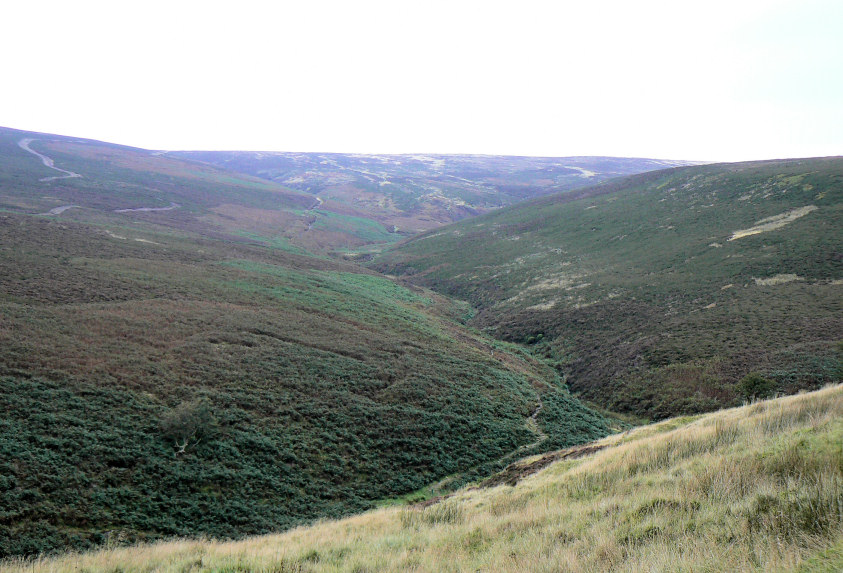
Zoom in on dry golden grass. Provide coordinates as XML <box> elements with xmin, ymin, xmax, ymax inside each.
<box><xmin>5</xmin><ymin>385</ymin><xmax>842</xmax><ymax>573</ymax></box>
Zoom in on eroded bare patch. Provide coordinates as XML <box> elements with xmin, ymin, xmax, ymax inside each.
<box><xmin>526</xmin><ymin>300</ymin><xmax>557</xmax><ymax>311</ymax></box>
<box><xmin>753</xmin><ymin>274</ymin><xmax>803</xmax><ymax>286</ymax></box>
<box><xmin>728</xmin><ymin>205</ymin><xmax>818</xmax><ymax>241</ymax></box>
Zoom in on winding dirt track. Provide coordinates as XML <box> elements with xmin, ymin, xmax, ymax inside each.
<box><xmin>38</xmin><ymin>205</ymin><xmax>80</xmax><ymax>216</ymax></box>
<box><xmin>17</xmin><ymin>138</ymin><xmax>83</xmax><ymax>182</ymax></box>
<box><xmin>114</xmin><ymin>202</ymin><xmax>180</xmax><ymax>213</ymax></box>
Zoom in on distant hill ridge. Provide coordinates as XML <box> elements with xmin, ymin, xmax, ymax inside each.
<box><xmin>2</xmin><ymin>126</ymin><xmax>696</xmax><ymax>254</ymax></box>
<box><xmin>167</xmin><ymin>149</ymin><xmax>699</xmax><ymax>234</ymax></box>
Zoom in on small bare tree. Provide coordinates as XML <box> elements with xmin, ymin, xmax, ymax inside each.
<box><xmin>159</xmin><ymin>398</ymin><xmax>217</xmax><ymax>457</ymax></box>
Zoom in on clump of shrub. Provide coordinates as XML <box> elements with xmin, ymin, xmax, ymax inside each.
<box><xmin>737</xmin><ymin>373</ymin><xmax>777</xmax><ymax>401</ymax></box>
<box><xmin>525</xmin><ymin>333</ymin><xmax>544</xmax><ymax>345</ymax></box>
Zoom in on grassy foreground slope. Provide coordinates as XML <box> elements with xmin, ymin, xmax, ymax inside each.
<box><xmin>0</xmin><ymin>130</ymin><xmax>610</xmax><ymax>556</ymax></box>
<box><xmin>6</xmin><ymin>385</ymin><xmax>841</xmax><ymax>572</ymax></box>
<box><xmin>374</xmin><ymin>158</ymin><xmax>843</xmax><ymax>419</ymax></box>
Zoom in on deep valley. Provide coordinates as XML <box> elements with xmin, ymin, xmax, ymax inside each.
<box><xmin>0</xmin><ymin>126</ymin><xmax>840</xmax><ymax>568</ymax></box>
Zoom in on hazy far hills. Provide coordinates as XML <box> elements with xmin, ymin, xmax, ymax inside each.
<box><xmin>374</xmin><ymin>157</ymin><xmax>843</xmax><ymax>419</ymax></box>
<box><xmin>1</xmin><ymin>127</ymin><xmax>693</xmax><ymax>255</ymax></box>
<box><xmin>167</xmin><ymin>150</ymin><xmax>697</xmax><ymax>235</ymax></box>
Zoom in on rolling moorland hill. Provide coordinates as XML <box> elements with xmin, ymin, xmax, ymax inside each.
<box><xmin>4</xmin><ymin>384</ymin><xmax>841</xmax><ymax>572</ymax></box>
<box><xmin>373</xmin><ymin>158</ymin><xmax>843</xmax><ymax>420</ymax></box>
<box><xmin>168</xmin><ymin>150</ymin><xmax>696</xmax><ymax>235</ymax></box>
<box><xmin>0</xmin><ymin>127</ymin><xmax>610</xmax><ymax>556</ymax></box>
<box><xmin>0</xmin><ymin>127</ymin><xmax>406</xmax><ymax>253</ymax></box>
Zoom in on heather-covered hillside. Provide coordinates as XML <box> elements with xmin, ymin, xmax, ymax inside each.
<box><xmin>374</xmin><ymin>158</ymin><xmax>843</xmax><ymax>419</ymax></box>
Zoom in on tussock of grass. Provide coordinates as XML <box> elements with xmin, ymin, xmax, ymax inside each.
<box><xmin>6</xmin><ymin>385</ymin><xmax>841</xmax><ymax>572</ymax></box>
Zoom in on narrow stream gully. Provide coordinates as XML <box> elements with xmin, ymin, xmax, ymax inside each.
<box><xmin>403</xmin><ymin>393</ymin><xmax>550</xmax><ymax>502</ymax></box>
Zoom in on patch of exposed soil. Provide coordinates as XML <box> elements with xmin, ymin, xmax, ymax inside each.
<box><xmin>479</xmin><ymin>442</ymin><xmax>608</xmax><ymax>488</ymax></box>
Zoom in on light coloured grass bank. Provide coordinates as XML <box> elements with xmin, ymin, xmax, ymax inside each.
<box><xmin>4</xmin><ymin>385</ymin><xmax>842</xmax><ymax>573</ymax></box>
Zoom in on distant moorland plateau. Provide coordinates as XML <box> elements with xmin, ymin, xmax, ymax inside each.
<box><xmin>168</xmin><ymin>150</ymin><xmax>697</xmax><ymax>238</ymax></box>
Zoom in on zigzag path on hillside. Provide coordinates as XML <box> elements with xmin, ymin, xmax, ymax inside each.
<box><xmin>17</xmin><ymin>137</ymin><xmax>182</xmax><ymax>215</ymax></box>
<box><xmin>17</xmin><ymin>138</ymin><xmax>83</xmax><ymax>182</ymax></box>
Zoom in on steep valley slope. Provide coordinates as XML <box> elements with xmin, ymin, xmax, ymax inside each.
<box><xmin>0</xmin><ymin>128</ymin><xmax>609</xmax><ymax>556</ymax></box>
<box><xmin>374</xmin><ymin>158</ymin><xmax>843</xmax><ymax>419</ymax></box>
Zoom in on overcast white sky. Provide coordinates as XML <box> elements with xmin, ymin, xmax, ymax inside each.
<box><xmin>1</xmin><ymin>0</ymin><xmax>840</xmax><ymax>161</ymax></box>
